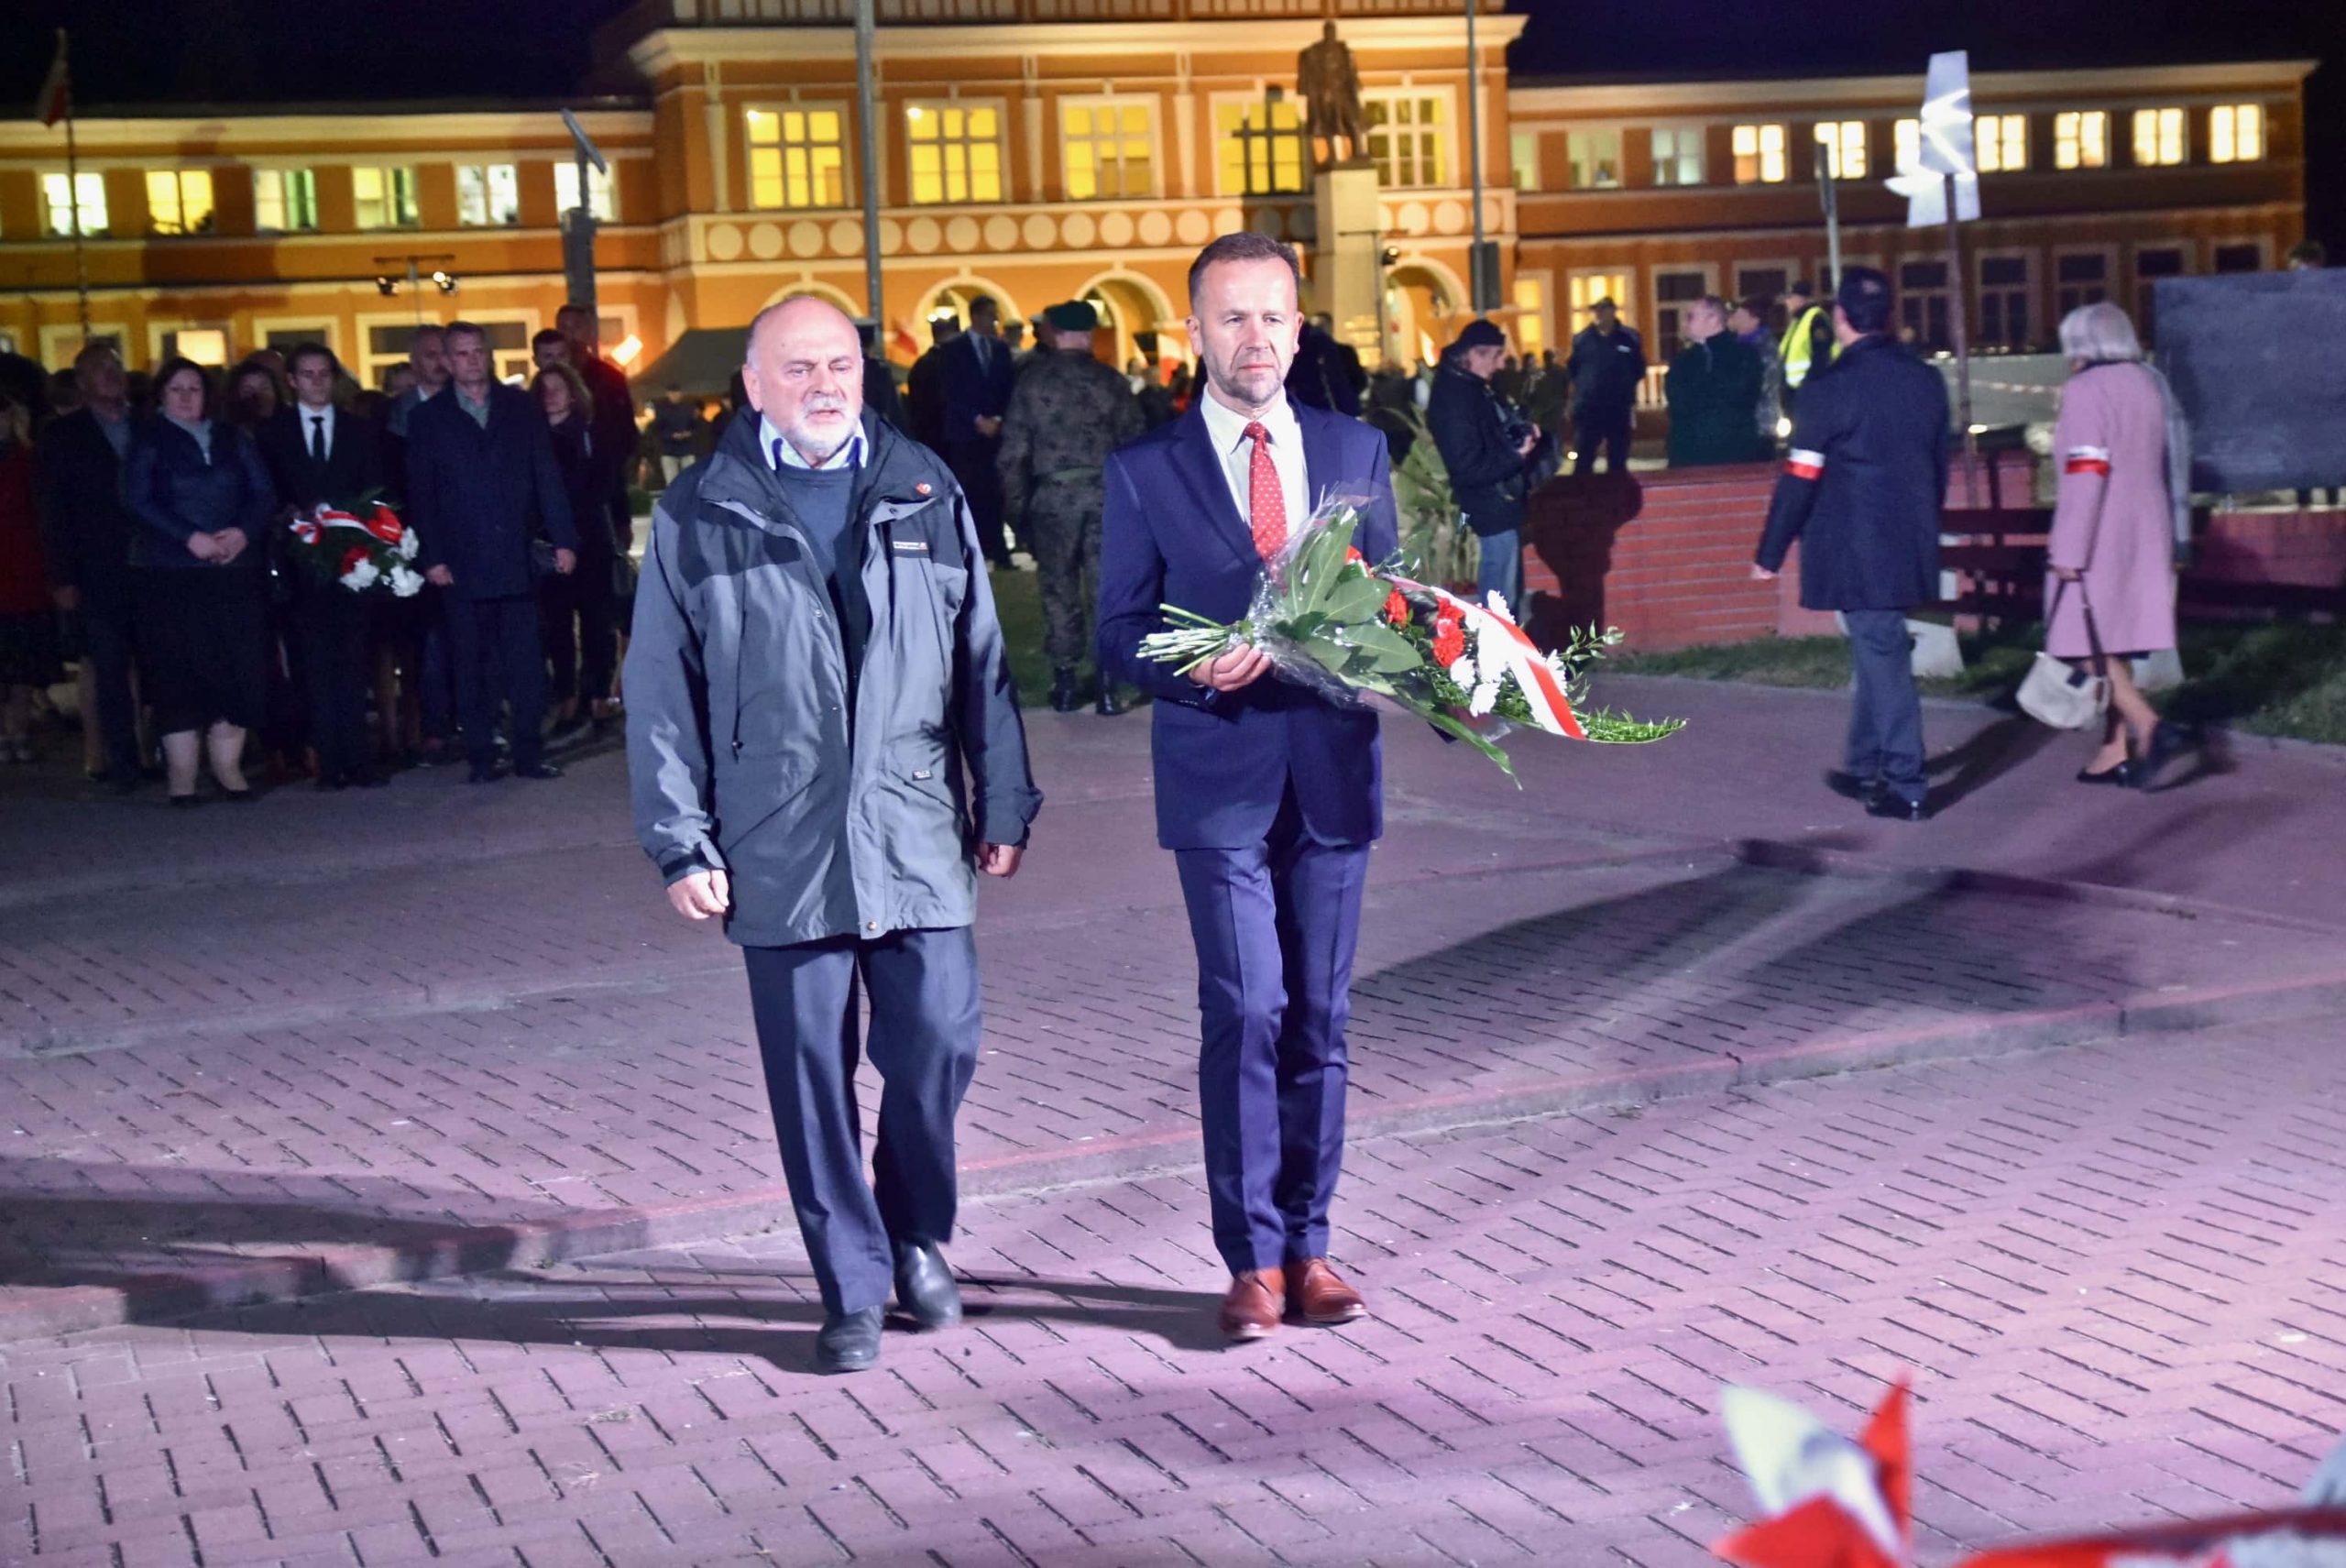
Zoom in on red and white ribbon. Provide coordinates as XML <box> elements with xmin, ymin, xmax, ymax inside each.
<box><xmin>1786</xmin><ymin>448</ymin><xmax>1826</xmax><ymax>481</ymax></box>
<box><xmin>2064</xmin><ymin>445</ymin><xmax>2111</xmax><ymax>477</ymax></box>
<box><xmin>1389</xmin><ymin>573</ymin><xmax>1588</xmax><ymax>741</ymax></box>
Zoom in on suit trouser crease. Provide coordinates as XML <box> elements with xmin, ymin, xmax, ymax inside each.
<box><xmin>80</xmin><ymin>590</ymin><xmax>142</xmax><ymax>776</ymax></box>
<box><xmin>742</xmin><ymin>929</ymin><xmax>981</xmax><ymax>1316</ymax></box>
<box><xmin>301</xmin><ymin>588</ymin><xmax>374</xmax><ymax>778</ymax></box>
<box><xmin>444</xmin><ymin>594</ymin><xmax>545</xmax><ymax>769</ymax></box>
<box><xmin>1177</xmin><ymin>803</ymin><xmax>1369</xmax><ymax>1275</ymax></box>
<box><xmin>1844</xmin><ymin>609</ymin><xmax>1926</xmax><ymax>804</ymax></box>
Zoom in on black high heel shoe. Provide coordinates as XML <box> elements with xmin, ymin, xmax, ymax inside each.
<box><xmin>2077</xmin><ymin>758</ymin><xmax>2138</xmax><ymax>787</ymax></box>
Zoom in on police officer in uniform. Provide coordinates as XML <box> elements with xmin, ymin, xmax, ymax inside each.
<box><xmin>997</xmin><ymin>299</ymin><xmax>1146</xmax><ymax>715</ymax></box>
<box><xmin>1752</xmin><ymin>268</ymin><xmax>1948</xmax><ymax>822</ymax></box>
<box><xmin>1776</xmin><ymin>279</ymin><xmax>1839</xmax><ymax>409</ymax></box>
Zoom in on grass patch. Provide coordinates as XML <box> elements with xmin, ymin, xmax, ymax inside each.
<box><xmin>987</xmin><ymin>565</ymin><xmax>1054</xmax><ymax>707</ymax></box>
<box><xmin>1614</xmin><ymin>621</ymin><xmax>2346</xmax><ymax>746</ymax></box>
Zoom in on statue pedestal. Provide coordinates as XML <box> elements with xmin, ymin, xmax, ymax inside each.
<box><xmin>1310</xmin><ymin>162</ymin><xmax>1382</xmax><ymax>366</ymax></box>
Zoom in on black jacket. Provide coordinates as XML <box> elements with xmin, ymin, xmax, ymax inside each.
<box><xmin>1426</xmin><ymin>361</ymin><xmax>1534</xmax><ymax>538</ymax></box>
<box><xmin>546</xmin><ymin>414</ymin><xmax>617</xmax><ymax>557</ymax></box>
<box><xmin>256</xmin><ymin>404</ymin><xmax>390</xmax><ymax>514</ymax></box>
<box><xmin>1754</xmin><ymin>334</ymin><xmax>1950</xmax><ymax>611</ymax></box>
<box><xmin>34</xmin><ymin>407</ymin><xmax>139</xmax><ymax>597</ymax></box>
<box><xmin>122</xmin><ymin>418</ymin><xmax>277</xmax><ymax>573</ymax></box>
<box><xmin>1664</xmin><ymin>332</ymin><xmax>1772</xmax><ymax>468</ymax></box>
<box><xmin>1287</xmin><ymin>324</ymin><xmax>1365</xmax><ymax>417</ymax></box>
<box><xmin>1567</xmin><ymin>323</ymin><xmax>1648</xmax><ymax>413</ymax></box>
<box><xmin>406</xmin><ymin>383</ymin><xmax>577</xmax><ymax>600</ymax></box>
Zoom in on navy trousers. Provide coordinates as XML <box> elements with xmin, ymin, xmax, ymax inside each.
<box><xmin>298</xmin><ymin>582</ymin><xmax>373</xmax><ymax>781</ymax></box>
<box><xmin>444</xmin><ymin>594</ymin><xmax>545</xmax><ymax>771</ymax></box>
<box><xmin>1845</xmin><ymin>609</ymin><xmax>1926</xmax><ymax>806</ymax></box>
<box><xmin>1571</xmin><ymin>404</ymin><xmax>1634</xmax><ymax>475</ymax></box>
<box><xmin>742</xmin><ymin>927</ymin><xmax>981</xmax><ymax>1316</ymax></box>
<box><xmin>78</xmin><ymin>581</ymin><xmax>143</xmax><ymax>780</ymax></box>
<box><xmin>1175</xmin><ymin>790</ymin><xmax>1372</xmax><ymax>1276</ymax></box>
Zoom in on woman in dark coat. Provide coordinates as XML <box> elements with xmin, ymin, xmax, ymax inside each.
<box><xmin>124</xmin><ymin>358</ymin><xmax>277</xmax><ymax>804</ymax></box>
<box><xmin>531</xmin><ymin>363</ymin><xmax>617</xmax><ymax>738</ymax></box>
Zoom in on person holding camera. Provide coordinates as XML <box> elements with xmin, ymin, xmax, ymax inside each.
<box><xmin>1427</xmin><ymin>320</ymin><xmax>1554</xmax><ymax>612</ymax></box>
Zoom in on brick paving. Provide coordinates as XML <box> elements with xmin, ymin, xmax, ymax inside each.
<box><xmin>3</xmin><ymin>676</ymin><xmax>2345</xmax><ymax>1562</ymax></box>
<box><xmin>3</xmin><ymin>1020</ymin><xmax>2341</xmax><ymax>1566</ymax></box>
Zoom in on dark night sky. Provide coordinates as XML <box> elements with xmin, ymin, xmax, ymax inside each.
<box><xmin>4</xmin><ymin>0</ymin><xmax>2339</xmax><ymax>243</ymax></box>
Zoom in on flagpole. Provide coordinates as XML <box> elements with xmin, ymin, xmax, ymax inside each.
<box><xmin>59</xmin><ymin>30</ymin><xmax>91</xmax><ymax>342</ymax></box>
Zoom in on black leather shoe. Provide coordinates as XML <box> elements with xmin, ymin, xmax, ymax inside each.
<box><xmin>2076</xmin><ymin>760</ymin><xmax>2137</xmax><ymax>787</ymax></box>
<box><xmin>466</xmin><ymin>762</ymin><xmax>503</xmax><ymax>784</ymax></box>
<box><xmin>1866</xmin><ymin>794</ymin><xmax>1931</xmax><ymax>821</ymax></box>
<box><xmin>1048</xmin><ymin>667</ymin><xmax>1080</xmax><ymax>714</ymax></box>
<box><xmin>1825</xmin><ymin>769</ymin><xmax>1885</xmax><ymax>805</ymax></box>
<box><xmin>813</xmin><ymin>1307</ymin><xmax>884</xmax><ymax>1374</ymax></box>
<box><xmin>355</xmin><ymin>766</ymin><xmax>389</xmax><ymax>789</ymax></box>
<box><xmin>315</xmin><ymin>773</ymin><xmax>346</xmax><ymax>793</ymax></box>
<box><xmin>1095</xmin><ymin>685</ymin><xmax>1127</xmax><ymax>718</ymax></box>
<box><xmin>512</xmin><ymin>761</ymin><xmax>563</xmax><ymax>781</ymax></box>
<box><xmin>892</xmin><ymin>1241</ymin><xmax>962</xmax><ymax>1329</ymax></box>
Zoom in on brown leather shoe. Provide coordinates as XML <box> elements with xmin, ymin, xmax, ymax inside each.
<box><xmin>1218</xmin><ymin>1268</ymin><xmax>1285</xmax><ymax>1343</ymax></box>
<box><xmin>1288</xmin><ymin>1258</ymin><xmax>1368</xmax><ymax>1325</ymax></box>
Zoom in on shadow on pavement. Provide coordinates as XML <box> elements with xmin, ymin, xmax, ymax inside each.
<box><xmin>1926</xmin><ymin>714</ymin><xmax>2061</xmax><ymax>811</ymax></box>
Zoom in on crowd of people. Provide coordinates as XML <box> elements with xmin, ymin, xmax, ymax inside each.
<box><xmin>0</xmin><ymin>304</ymin><xmax>638</xmax><ymax>798</ymax></box>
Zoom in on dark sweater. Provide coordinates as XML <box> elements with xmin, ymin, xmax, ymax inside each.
<box><xmin>773</xmin><ymin>459</ymin><xmax>867</xmax><ymax>687</ymax></box>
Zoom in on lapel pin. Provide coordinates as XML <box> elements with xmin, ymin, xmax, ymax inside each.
<box><xmin>915</xmin><ymin>481</ymin><xmax>932</xmax><ymax>496</ymax></box>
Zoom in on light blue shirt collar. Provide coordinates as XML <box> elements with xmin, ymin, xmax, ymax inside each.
<box><xmin>760</xmin><ymin>415</ymin><xmax>866</xmax><ymax>473</ymax></box>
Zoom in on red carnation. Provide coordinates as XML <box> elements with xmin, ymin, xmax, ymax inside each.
<box><xmin>1432</xmin><ymin>613</ymin><xmax>1465</xmax><ymax>666</ymax></box>
<box><xmin>1346</xmin><ymin>546</ymin><xmax>1366</xmax><ymax>565</ymax></box>
<box><xmin>1384</xmin><ymin>588</ymin><xmax>1410</xmax><ymax>628</ymax></box>
<box><xmin>339</xmin><ymin>545</ymin><xmax>370</xmax><ymax>575</ymax></box>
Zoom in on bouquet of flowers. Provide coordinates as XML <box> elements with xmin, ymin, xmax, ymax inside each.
<box><xmin>285</xmin><ymin>499</ymin><xmax>424</xmax><ymax>598</ymax></box>
<box><xmin>1136</xmin><ymin>494</ymin><xmax>1683</xmax><ymax>778</ymax></box>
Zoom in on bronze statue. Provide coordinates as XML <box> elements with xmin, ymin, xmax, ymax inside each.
<box><xmin>1298</xmin><ymin>20</ymin><xmax>1367</xmax><ymax>168</ymax></box>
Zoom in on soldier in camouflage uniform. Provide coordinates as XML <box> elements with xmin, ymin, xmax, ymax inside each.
<box><xmin>998</xmin><ymin>299</ymin><xmax>1146</xmax><ymax>715</ymax></box>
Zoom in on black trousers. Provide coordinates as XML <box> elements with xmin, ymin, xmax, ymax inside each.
<box><xmin>742</xmin><ymin>928</ymin><xmax>981</xmax><ymax>1316</ymax></box>
<box><xmin>77</xmin><ymin>580</ymin><xmax>143</xmax><ymax>779</ymax></box>
<box><xmin>1845</xmin><ymin>609</ymin><xmax>1926</xmax><ymax>806</ymax></box>
<box><xmin>299</xmin><ymin>583</ymin><xmax>374</xmax><ymax>780</ymax></box>
<box><xmin>539</xmin><ymin>544</ymin><xmax>618</xmax><ymax>708</ymax></box>
<box><xmin>444</xmin><ymin>594</ymin><xmax>545</xmax><ymax>770</ymax></box>
<box><xmin>946</xmin><ymin>438</ymin><xmax>1012</xmax><ymax>563</ymax></box>
<box><xmin>1572</xmin><ymin>404</ymin><xmax>1634</xmax><ymax>475</ymax></box>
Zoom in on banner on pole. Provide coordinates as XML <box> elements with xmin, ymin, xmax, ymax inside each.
<box><xmin>34</xmin><ymin>31</ymin><xmax>70</xmax><ymax>126</ymax></box>
<box><xmin>1886</xmin><ymin>50</ymin><xmax>1981</xmax><ymax>226</ymax></box>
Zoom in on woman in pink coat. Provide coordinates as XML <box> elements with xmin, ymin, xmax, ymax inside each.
<box><xmin>2044</xmin><ymin>302</ymin><xmax>2190</xmax><ymax>786</ymax></box>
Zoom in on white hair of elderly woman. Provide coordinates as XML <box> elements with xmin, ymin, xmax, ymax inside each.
<box><xmin>2058</xmin><ymin>300</ymin><xmax>2143</xmax><ymax>364</ymax></box>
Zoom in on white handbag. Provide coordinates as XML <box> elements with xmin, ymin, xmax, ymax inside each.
<box><xmin>2018</xmin><ymin>579</ymin><xmax>2110</xmax><ymax>729</ymax></box>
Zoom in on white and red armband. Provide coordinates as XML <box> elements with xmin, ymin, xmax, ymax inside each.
<box><xmin>1785</xmin><ymin>448</ymin><xmax>1826</xmax><ymax>481</ymax></box>
<box><xmin>2064</xmin><ymin>444</ymin><xmax>2111</xmax><ymax>477</ymax></box>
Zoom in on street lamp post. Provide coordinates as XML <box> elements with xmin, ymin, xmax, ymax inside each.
<box><xmin>855</xmin><ymin>0</ymin><xmax>883</xmax><ymax>335</ymax></box>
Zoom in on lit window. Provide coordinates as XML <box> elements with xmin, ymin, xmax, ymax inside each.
<box><xmin>145</xmin><ymin>170</ymin><xmax>215</xmax><ymax>236</ymax></box>
<box><xmin>1568</xmin><ymin>271</ymin><xmax>1629</xmax><ymax>322</ymax></box>
<box><xmin>2054</xmin><ymin>112</ymin><xmax>2109</xmax><ymax>170</ymax></box>
<box><xmin>745</xmin><ymin>106</ymin><xmax>845</xmax><ymax>211</ymax></box>
<box><xmin>254</xmin><ymin>169</ymin><xmax>319</xmax><ymax>232</ymax></box>
<box><xmin>1814</xmin><ymin>120</ymin><xmax>1867</xmax><ymax>180</ymax></box>
<box><xmin>1894</xmin><ymin>117</ymin><xmax>1920</xmax><ymax>170</ymax></box>
<box><xmin>1565</xmin><ymin>129</ymin><xmax>1621</xmax><ymax>190</ymax></box>
<box><xmin>1365</xmin><ymin>93</ymin><xmax>1447</xmax><ymax>189</ymax></box>
<box><xmin>42</xmin><ymin>171</ymin><xmax>108</xmax><ymax>237</ymax></box>
<box><xmin>1651</xmin><ymin>126</ymin><xmax>1705</xmax><ymax>186</ymax></box>
<box><xmin>1732</xmin><ymin>124</ymin><xmax>1787</xmax><ymax>184</ymax></box>
<box><xmin>1215</xmin><ymin>98</ymin><xmax>1306</xmax><ymax>197</ymax></box>
<box><xmin>2132</xmin><ymin>108</ymin><xmax>2186</xmax><ymax>166</ymax></box>
<box><xmin>1510</xmin><ymin>131</ymin><xmax>1540</xmax><ymax>192</ymax></box>
<box><xmin>1975</xmin><ymin>115</ymin><xmax>2028</xmax><ymax>173</ymax></box>
<box><xmin>354</xmin><ymin>168</ymin><xmax>421</xmax><ymax>230</ymax></box>
<box><xmin>1512</xmin><ymin>278</ymin><xmax>1547</xmax><ymax>356</ymax></box>
<box><xmin>554</xmin><ymin>161</ymin><xmax>618</xmax><ymax>221</ymax></box>
<box><xmin>906</xmin><ymin>103</ymin><xmax>1003</xmax><ymax>205</ymax></box>
<box><xmin>1062</xmin><ymin>100</ymin><xmax>1155</xmax><ymax>200</ymax></box>
<box><xmin>2209</xmin><ymin>104</ymin><xmax>2264</xmax><ymax>163</ymax></box>
<box><xmin>455</xmin><ymin>165</ymin><xmax>520</xmax><ymax>227</ymax></box>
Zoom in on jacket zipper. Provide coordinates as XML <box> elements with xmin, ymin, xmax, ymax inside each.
<box><xmin>708</xmin><ymin>495</ymin><xmax>848</xmax><ymax>760</ymax></box>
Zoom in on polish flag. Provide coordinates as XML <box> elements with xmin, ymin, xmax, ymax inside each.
<box><xmin>33</xmin><ymin>33</ymin><xmax>70</xmax><ymax>128</ymax></box>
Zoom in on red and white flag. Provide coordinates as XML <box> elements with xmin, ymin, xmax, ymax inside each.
<box><xmin>33</xmin><ymin>33</ymin><xmax>71</xmax><ymax>128</ymax></box>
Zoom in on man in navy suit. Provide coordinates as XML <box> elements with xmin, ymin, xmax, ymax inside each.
<box><xmin>940</xmin><ymin>295</ymin><xmax>1017</xmax><ymax>567</ymax></box>
<box><xmin>1098</xmin><ymin>232</ymin><xmax>1398</xmax><ymax>1343</ymax></box>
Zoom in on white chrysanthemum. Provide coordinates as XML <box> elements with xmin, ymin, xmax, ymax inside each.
<box><xmin>1450</xmin><ymin>656</ymin><xmax>1477</xmax><ymax>689</ymax></box>
<box><xmin>388</xmin><ymin>565</ymin><xmax>424</xmax><ymax>598</ymax></box>
<box><xmin>1484</xmin><ymin>589</ymin><xmax>1513</xmax><ymax>621</ymax></box>
<box><xmin>1468</xmin><ymin>679</ymin><xmax>1501</xmax><ymax>718</ymax></box>
<box><xmin>394</xmin><ymin>528</ymin><xmax>421</xmax><ymax>560</ymax></box>
<box><xmin>341</xmin><ymin>559</ymin><xmax>381</xmax><ymax>591</ymax></box>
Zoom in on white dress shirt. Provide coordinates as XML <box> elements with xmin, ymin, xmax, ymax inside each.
<box><xmin>296</xmin><ymin>400</ymin><xmax>336</xmax><ymax>461</ymax></box>
<box><xmin>1197</xmin><ymin>386</ymin><xmax>1307</xmax><ymax>542</ymax></box>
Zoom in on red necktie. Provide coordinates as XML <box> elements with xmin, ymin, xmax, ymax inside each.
<box><xmin>1244</xmin><ymin>421</ymin><xmax>1286</xmax><ymax>561</ymax></box>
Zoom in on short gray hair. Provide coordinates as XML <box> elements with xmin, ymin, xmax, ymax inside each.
<box><xmin>2058</xmin><ymin>301</ymin><xmax>2143</xmax><ymax>364</ymax></box>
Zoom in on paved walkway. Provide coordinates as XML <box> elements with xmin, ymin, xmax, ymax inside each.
<box><xmin>2</xmin><ymin>675</ymin><xmax>2344</xmax><ymax>1563</ymax></box>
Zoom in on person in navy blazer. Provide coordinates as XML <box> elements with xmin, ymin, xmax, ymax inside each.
<box><xmin>405</xmin><ymin>321</ymin><xmax>578</xmax><ymax>784</ymax></box>
<box><xmin>939</xmin><ymin>295</ymin><xmax>1017</xmax><ymax>567</ymax></box>
<box><xmin>1097</xmin><ymin>232</ymin><xmax>1398</xmax><ymax>1344</ymax></box>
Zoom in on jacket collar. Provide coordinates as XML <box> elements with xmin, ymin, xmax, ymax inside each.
<box><xmin>1170</xmin><ymin>393</ymin><xmax>1341</xmax><ymax>576</ymax></box>
<box><xmin>699</xmin><ymin>407</ymin><xmax>950</xmax><ymax>535</ymax></box>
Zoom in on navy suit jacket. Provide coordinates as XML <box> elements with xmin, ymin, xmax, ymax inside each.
<box><xmin>940</xmin><ymin>333</ymin><xmax>1014</xmax><ymax>447</ymax></box>
<box><xmin>405</xmin><ymin>383</ymin><xmax>576</xmax><ymax>600</ymax></box>
<box><xmin>1097</xmin><ymin>397</ymin><xmax>1398</xmax><ymax>851</ymax></box>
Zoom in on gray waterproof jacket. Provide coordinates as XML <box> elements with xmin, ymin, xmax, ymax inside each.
<box><xmin>624</xmin><ymin>409</ymin><xmax>1041</xmax><ymax>948</ymax></box>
